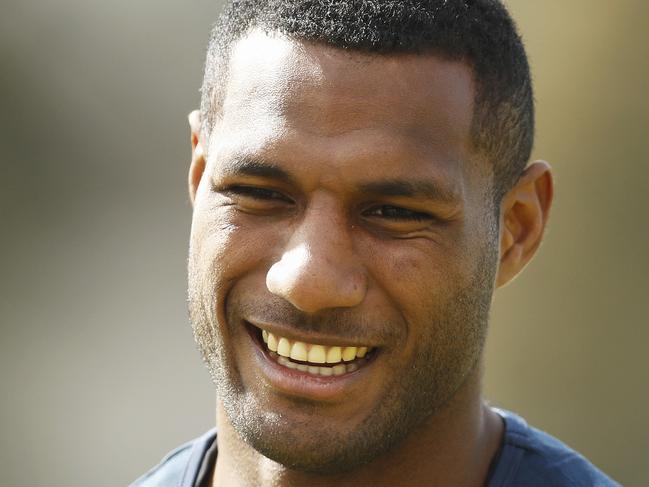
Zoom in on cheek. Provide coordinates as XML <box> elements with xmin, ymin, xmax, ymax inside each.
<box><xmin>190</xmin><ymin>211</ymin><xmax>236</xmax><ymax>287</ymax></box>
<box><xmin>188</xmin><ymin>209</ymin><xmax>278</xmax><ymax>358</ymax></box>
<box><xmin>372</xmin><ymin>240</ymin><xmax>467</xmax><ymax>309</ymax></box>
<box><xmin>189</xmin><ymin>206</ymin><xmax>284</xmax><ymax>289</ymax></box>
<box><xmin>364</xmin><ymin>234</ymin><xmax>485</xmax><ymax>360</ymax></box>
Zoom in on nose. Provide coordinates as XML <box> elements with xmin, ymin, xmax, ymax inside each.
<box><xmin>266</xmin><ymin>205</ymin><xmax>367</xmax><ymax>313</ymax></box>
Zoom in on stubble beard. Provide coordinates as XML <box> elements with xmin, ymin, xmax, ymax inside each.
<box><xmin>187</xmin><ymin>235</ymin><xmax>498</xmax><ymax>474</ymax></box>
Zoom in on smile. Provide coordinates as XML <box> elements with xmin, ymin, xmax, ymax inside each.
<box><xmin>245</xmin><ymin>320</ymin><xmax>380</xmax><ymax>397</ymax></box>
<box><xmin>260</xmin><ymin>329</ymin><xmax>375</xmax><ymax>376</ymax></box>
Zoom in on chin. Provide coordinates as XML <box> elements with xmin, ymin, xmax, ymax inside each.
<box><xmin>238</xmin><ymin>423</ymin><xmax>380</xmax><ymax>474</ymax></box>
<box><xmin>219</xmin><ymin>387</ymin><xmax>417</xmax><ymax>475</ymax></box>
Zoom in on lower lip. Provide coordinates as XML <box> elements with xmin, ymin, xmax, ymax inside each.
<box><xmin>246</xmin><ymin>325</ymin><xmax>378</xmax><ymax>402</ymax></box>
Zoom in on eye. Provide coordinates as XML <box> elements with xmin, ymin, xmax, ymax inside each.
<box><xmin>364</xmin><ymin>205</ymin><xmax>432</xmax><ymax>222</ymax></box>
<box><xmin>219</xmin><ymin>184</ymin><xmax>295</xmax><ymax>215</ymax></box>
<box><xmin>228</xmin><ymin>185</ymin><xmax>292</xmax><ymax>202</ymax></box>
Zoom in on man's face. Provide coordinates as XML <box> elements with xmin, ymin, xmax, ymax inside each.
<box><xmin>188</xmin><ymin>30</ymin><xmax>499</xmax><ymax>472</ymax></box>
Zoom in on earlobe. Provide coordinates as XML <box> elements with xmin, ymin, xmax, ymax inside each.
<box><xmin>496</xmin><ymin>161</ymin><xmax>553</xmax><ymax>287</ymax></box>
<box><xmin>188</xmin><ymin>110</ymin><xmax>206</xmax><ymax>206</ymax></box>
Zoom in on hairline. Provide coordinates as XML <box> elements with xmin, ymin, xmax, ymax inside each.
<box><xmin>201</xmin><ymin>27</ymin><xmax>515</xmax><ymax>202</ymax></box>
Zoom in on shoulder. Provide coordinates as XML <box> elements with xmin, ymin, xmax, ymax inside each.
<box><xmin>130</xmin><ymin>429</ymin><xmax>217</xmax><ymax>487</ymax></box>
<box><xmin>490</xmin><ymin>409</ymin><xmax>620</xmax><ymax>487</ymax></box>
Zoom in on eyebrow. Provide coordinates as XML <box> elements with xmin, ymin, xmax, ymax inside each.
<box><xmin>219</xmin><ymin>157</ymin><xmax>296</xmax><ymax>185</ymax></box>
<box><xmin>219</xmin><ymin>157</ymin><xmax>460</xmax><ymax>204</ymax></box>
<box><xmin>358</xmin><ymin>179</ymin><xmax>460</xmax><ymax>204</ymax></box>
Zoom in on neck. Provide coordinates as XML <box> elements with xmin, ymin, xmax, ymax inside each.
<box><xmin>212</xmin><ymin>365</ymin><xmax>503</xmax><ymax>487</ymax></box>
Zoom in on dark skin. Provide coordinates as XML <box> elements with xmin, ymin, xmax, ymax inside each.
<box><xmin>186</xmin><ymin>30</ymin><xmax>553</xmax><ymax>487</ymax></box>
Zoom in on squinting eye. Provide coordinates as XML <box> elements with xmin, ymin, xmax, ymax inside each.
<box><xmin>365</xmin><ymin>205</ymin><xmax>432</xmax><ymax>222</ymax></box>
<box><xmin>229</xmin><ymin>186</ymin><xmax>292</xmax><ymax>202</ymax></box>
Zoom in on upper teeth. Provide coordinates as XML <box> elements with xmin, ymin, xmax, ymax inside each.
<box><xmin>261</xmin><ymin>329</ymin><xmax>369</xmax><ymax>364</ymax></box>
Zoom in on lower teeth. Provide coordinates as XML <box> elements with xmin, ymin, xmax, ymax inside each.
<box><xmin>274</xmin><ymin>353</ymin><xmax>359</xmax><ymax>376</ymax></box>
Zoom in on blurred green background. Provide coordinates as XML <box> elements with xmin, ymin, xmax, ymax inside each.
<box><xmin>1</xmin><ymin>1</ymin><xmax>647</xmax><ymax>485</ymax></box>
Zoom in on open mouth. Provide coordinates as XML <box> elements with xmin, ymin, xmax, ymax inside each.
<box><xmin>247</xmin><ymin>322</ymin><xmax>377</xmax><ymax>377</ymax></box>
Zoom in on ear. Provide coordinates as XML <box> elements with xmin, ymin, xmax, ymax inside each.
<box><xmin>496</xmin><ymin>161</ymin><xmax>554</xmax><ymax>287</ymax></box>
<box><xmin>188</xmin><ymin>110</ymin><xmax>207</xmax><ymax>206</ymax></box>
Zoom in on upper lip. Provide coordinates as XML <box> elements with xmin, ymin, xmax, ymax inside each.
<box><xmin>245</xmin><ymin>319</ymin><xmax>379</xmax><ymax>348</ymax></box>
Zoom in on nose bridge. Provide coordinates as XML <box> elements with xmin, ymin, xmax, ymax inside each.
<box><xmin>265</xmin><ymin>196</ymin><xmax>367</xmax><ymax>313</ymax></box>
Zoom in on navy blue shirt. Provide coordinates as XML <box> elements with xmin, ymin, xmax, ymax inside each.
<box><xmin>132</xmin><ymin>409</ymin><xmax>620</xmax><ymax>486</ymax></box>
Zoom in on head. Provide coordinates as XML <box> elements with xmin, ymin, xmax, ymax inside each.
<box><xmin>187</xmin><ymin>0</ymin><xmax>552</xmax><ymax>475</ymax></box>
<box><xmin>201</xmin><ymin>0</ymin><xmax>536</xmax><ymax>202</ymax></box>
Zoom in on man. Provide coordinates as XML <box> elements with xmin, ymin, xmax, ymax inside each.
<box><xmin>134</xmin><ymin>0</ymin><xmax>619</xmax><ymax>485</ymax></box>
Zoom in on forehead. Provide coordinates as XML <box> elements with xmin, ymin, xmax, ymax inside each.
<box><xmin>211</xmin><ymin>29</ymin><xmax>478</xmax><ymax>189</ymax></box>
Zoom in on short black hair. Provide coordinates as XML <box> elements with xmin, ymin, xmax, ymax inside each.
<box><xmin>200</xmin><ymin>0</ymin><xmax>534</xmax><ymax>199</ymax></box>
